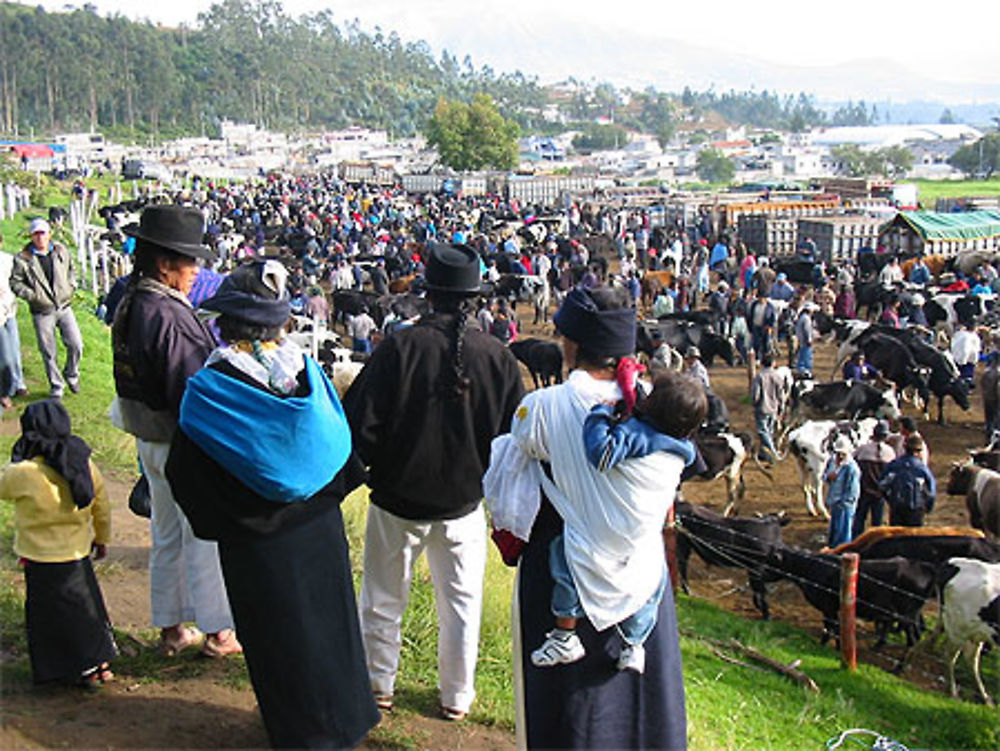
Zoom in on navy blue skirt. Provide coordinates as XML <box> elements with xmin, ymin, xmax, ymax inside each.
<box><xmin>516</xmin><ymin>500</ymin><xmax>687</xmax><ymax>750</ymax></box>
<box><xmin>219</xmin><ymin>503</ymin><xmax>379</xmax><ymax>749</ymax></box>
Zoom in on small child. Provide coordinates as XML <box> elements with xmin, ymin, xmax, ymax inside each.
<box><xmin>531</xmin><ymin>370</ymin><xmax>706</xmax><ymax>673</ymax></box>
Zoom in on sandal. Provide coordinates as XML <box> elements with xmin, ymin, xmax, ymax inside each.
<box><xmin>159</xmin><ymin>625</ymin><xmax>204</xmax><ymax>657</ymax></box>
<box><xmin>201</xmin><ymin>629</ymin><xmax>243</xmax><ymax>658</ymax></box>
<box><xmin>76</xmin><ymin>663</ymin><xmax>113</xmax><ymax>690</ymax></box>
<box><xmin>439</xmin><ymin>705</ymin><xmax>468</xmax><ymax>722</ymax></box>
<box><xmin>373</xmin><ymin>692</ymin><xmax>393</xmax><ymax>712</ymax></box>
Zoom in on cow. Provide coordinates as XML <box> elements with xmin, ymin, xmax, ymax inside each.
<box><xmin>830</xmin><ymin>527</ymin><xmax>1000</xmax><ymax>565</ymax></box>
<box><xmin>387</xmin><ymin>273</ymin><xmax>417</xmax><ymax>294</ymax></box>
<box><xmin>833</xmin><ymin>332</ymin><xmax>931</xmax><ymax>410</ymax></box>
<box><xmin>673</xmin><ymin>500</ymin><xmax>790</xmax><ymax>619</ymax></box>
<box><xmin>790</xmin><ymin>380</ymin><xmax>900</xmax><ymax>424</ymax></box>
<box><xmin>770</xmin><ymin>258</ymin><xmax>815</xmax><ymax>285</ymax></box>
<box><xmin>508</xmin><ymin>338</ymin><xmax>563</xmax><ymax>389</ymax></box>
<box><xmin>493</xmin><ymin>273</ymin><xmax>547</xmax><ymax>308</ymax></box>
<box><xmin>685</xmin><ymin>431</ymin><xmax>754</xmax><ymax>515</ymax></box>
<box><xmin>946</xmin><ymin>463</ymin><xmax>1000</xmax><ymax>538</ymax></box>
<box><xmin>925</xmin><ymin>293</ymin><xmax>992</xmax><ymax>334</ymax></box>
<box><xmin>934</xmin><ymin>558</ymin><xmax>1000</xmax><ymax>705</ymax></box>
<box><xmin>638</xmin><ymin>319</ymin><xmax>735</xmax><ymax>367</ymax></box>
<box><xmin>767</xmin><ymin>546</ymin><xmax>938</xmax><ymax>659</ymax></box>
<box><xmin>640</xmin><ymin>269</ymin><xmax>675</xmax><ymax>310</ymax></box>
<box><xmin>786</xmin><ymin>418</ymin><xmax>878</xmax><ymax>518</ymax></box>
<box><xmin>331</xmin><ymin>289</ymin><xmax>381</xmax><ymax>326</ymax></box>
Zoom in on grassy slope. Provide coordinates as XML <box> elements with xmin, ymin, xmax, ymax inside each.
<box><xmin>1</xmin><ymin>174</ymin><xmax>998</xmax><ymax>749</ymax></box>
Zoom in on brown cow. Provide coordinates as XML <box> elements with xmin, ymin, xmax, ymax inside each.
<box><xmin>640</xmin><ymin>270</ymin><xmax>675</xmax><ymax>311</ymax></box>
<box><xmin>827</xmin><ymin>525</ymin><xmax>984</xmax><ymax>555</ymax></box>
<box><xmin>899</xmin><ymin>254</ymin><xmax>949</xmax><ymax>280</ymax></box>
<box><xmin>388</xmin><ymin>274</ymin><xmax>416</xmax><ymax>294</ymax></box>
<box><xmin>947</xmin><ymin>463</ymin><xmax>1000</xmax><ymax>538</ymax></box>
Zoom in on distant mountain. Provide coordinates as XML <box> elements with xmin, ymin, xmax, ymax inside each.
<box><xmin>431</xmin><ymin>12</ymin><xmax>1000</xmax><ymax>115</ymax></box>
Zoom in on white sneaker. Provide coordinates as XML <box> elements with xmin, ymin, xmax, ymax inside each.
<box><xmin>618</xmin><ymin>643</ymin><xmax>646</xmax><ymax>673</ymax></box>
<box><xmin>531</xmin><ymin>630</ymin><xmax>585</xmax><ymax>667</ymax></box>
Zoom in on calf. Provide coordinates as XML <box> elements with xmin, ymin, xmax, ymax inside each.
<box><xmin>685</xmin><ymin>431</ymin><xmax>753</xmax><ymax>515</ymax></box>
<box><xmin>946</xmin><ymin>462</ymin><xmax>1000</xmax><ymax>538</ymax></box>
<box><xmin>508</xmin><ymin>338</ymin><xmax>563</xmax><ymax>389</ymax></box>
<box><xmin>790</xmin><ymin>380</ymin><xmax>900</xmax><ymax>423</ymax></box>
<box><xmin>673</xmin><ymin>500</ymin><xmax>789</xmax><ymax>619</ymax></box>
<box><xmin>786</xmin><ymin>418</ymin><xmax>878</xmax><ymax>518</ymax></box>
<box><xmin>937</xmin><ymin>558</ymin><xmax>1000</xmax><ymax>705</ymax></box>
<box><xmin>768</xmin><ymin>546</ymin><xmax>937</xmax><ymax>658</ymax></box>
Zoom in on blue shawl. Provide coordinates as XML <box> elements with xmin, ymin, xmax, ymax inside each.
<box><xmin>179</xmin><ymin>356</ymin><xmax>351</xmax><ymax>502</ymax></box>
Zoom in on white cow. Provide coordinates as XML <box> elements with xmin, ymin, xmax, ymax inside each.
<box><xmin>785</xmin><ymin>418</ymin><xmax>878</xmax><ymax>518</ymax></box>
<box><xmin>939</xmin><ymin>557</ymin><xmax>1000</xmax><ymax>705</ymax></box>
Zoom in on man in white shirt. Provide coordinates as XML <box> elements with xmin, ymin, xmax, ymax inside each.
<box><xmin>951</xmin><ymin>321</ymin><xmax>981</xmax><ymax>388</ymax></box>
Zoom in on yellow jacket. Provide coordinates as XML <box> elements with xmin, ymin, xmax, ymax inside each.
<box><xmin>0</xmin><ymin>457</ymin><xmax>109</xmax><ymax>563</ymax></box>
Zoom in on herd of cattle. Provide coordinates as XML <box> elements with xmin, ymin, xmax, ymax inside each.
<box><xmin>281</xmin><ymin>243</ymin><xmax>1000</xmax><ymax>704</ymax></box>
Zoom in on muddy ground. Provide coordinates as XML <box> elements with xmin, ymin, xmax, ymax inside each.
<box><xmin>0</xmin><ymin>304</ymin><xmax>991</xmax><ymax>750</ymax></box>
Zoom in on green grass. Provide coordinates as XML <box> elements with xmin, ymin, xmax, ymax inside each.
<box><xmin>913</xmin><ymin>178</ymin><xmax>1000</xmax><ymax>207</ymax></box>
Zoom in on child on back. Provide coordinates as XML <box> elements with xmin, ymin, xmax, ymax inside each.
<box><xmin>531</xmin><ymin>370</ymin><xmax>706</xmax><ymax>673</ymax></box>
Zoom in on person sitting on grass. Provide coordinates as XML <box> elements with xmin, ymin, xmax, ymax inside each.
<box><xmin>530</xmin><ymin>369</ymin><xmax>705</xmax><ymax>674</ymax></box>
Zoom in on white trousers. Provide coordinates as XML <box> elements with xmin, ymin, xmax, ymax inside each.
<box><xmin>138</xmin><ymin>439</ymin><xmax>233</xmax><ymax>634</ymax></box>
<box><xmin>359</xmin><ymin>503</ymin><xmax>486</xmax><ymax>713</ymax></box>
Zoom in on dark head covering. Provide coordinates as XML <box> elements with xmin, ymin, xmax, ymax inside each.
<box><xmin>200</xmin><ymin>259</ymin><xmax>291</xmax><ymax>326</ymax></box>
<box><xmin>123</xmin><ymin>205</ymin><xmax>215</xmax><ymax>260</ymax></box>
<box><xmin>553</xmin><ymin>286</ymin><xmax>636</xmax><ymax>359</ymax></box>
<box><xmin>424</xmin><ymin>243</ymin><xmax>486</xmax><ymax>295</ymax></box>
<box><xmin>11</xmin><ymin>400</ymin><xmax>94</xmax><ymax>509</ymax></box>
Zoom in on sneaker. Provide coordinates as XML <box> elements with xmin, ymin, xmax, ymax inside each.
<box><xmin>617</xmin><ymin>643</ymin><xmax>646</xmax><ymax>674</ymax></box>
<box><xmin>531</xmin><ymin>629</ymin><xmax>585</xmax><ymax>667</ymax></box>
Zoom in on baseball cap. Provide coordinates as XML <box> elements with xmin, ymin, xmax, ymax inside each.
<box><xmin>29</xmin><ymin>218</ymin><xmax>51</xmax><ymax>235</ymax></box>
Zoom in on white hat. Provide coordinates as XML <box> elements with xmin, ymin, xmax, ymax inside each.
<box><xmin>832</xmin><ymin>435</ymin><xmax>853</xmax><ymax>454</ymax></box>
<box><xmin>29</xmin><ymin>218</ymin><xmax>51</xmax><ymax>235</ymax></box>
<box><xmin>911</xmin><ymin>293</ymin><xmax>925</xmax><ymax>306</ymax></box>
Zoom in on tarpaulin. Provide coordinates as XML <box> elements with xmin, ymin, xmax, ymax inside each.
<box><xmin>893</xmin><ymin>210</ymin><xmax>1000</xmax><ymax>241</ymax></box>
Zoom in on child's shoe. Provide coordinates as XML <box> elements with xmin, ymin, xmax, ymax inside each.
<box><xmin>617</xmin><ymin>643</ymin><xmax>646</xmax><ymax>673</ymax></box>
<box><xmin>531</xmin><ymin>629</ymin><xmax>585</xmax><ymax>667</ymax></box>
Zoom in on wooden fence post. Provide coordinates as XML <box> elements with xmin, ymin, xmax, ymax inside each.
<box><xmin>664</xmin><ymin>504</ymin><xmax>679</xmax><ymax>592</ymax></box>
<box><xmin>840</xmin><ymin>552</ymin><xmax>859</xmax><ymax>671</ymax></box>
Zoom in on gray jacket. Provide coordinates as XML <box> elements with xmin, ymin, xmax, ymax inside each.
<box><xmin>12</xmin><ymin>241</ymin><xmax>76</xmax><ymax>314</ymax></box>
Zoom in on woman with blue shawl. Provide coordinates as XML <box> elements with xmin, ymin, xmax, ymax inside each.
<box><xmin>165</xmin><ymin>260</ymin><xmax>378</xmax><ymax>749</ymax></box>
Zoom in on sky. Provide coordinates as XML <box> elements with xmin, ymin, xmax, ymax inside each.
<box><xmin>22</xmin><ymin>1</ymin><xmax>1000</xmax><ymax>100</ymax></box>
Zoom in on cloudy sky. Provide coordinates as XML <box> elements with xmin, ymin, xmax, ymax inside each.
<box><xmin>23</xmin><ymin>1</ymin><xmax>1000</xmax><ymax>101</ymax></box>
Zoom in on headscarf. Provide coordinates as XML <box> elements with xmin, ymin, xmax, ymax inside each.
<box><xmin>199</xmin><ymin>259</ymin><xmax>291</xmax><ymax>326</ymax></box>
<box><xmin>553</xmin><ymin>286</ymin><xmax>636</xmax><ymax>358</ymax></box>
<box><xmin>11</xmin><ymin>400</ymin><xmax>94</xmax><ymax>508</ymax></box>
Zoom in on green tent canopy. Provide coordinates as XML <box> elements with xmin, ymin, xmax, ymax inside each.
<box><xmin>889</xmin><ymin>210</ymin><xmax>1000</xmax><ymax>241</ymax></box>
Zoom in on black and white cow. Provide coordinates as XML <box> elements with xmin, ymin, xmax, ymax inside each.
<box><xmin>936</xmin><ymin>558</ymin><xmax>1000</xmax><ymax>704</ymax></box>
<box><xmin>946</xmin><ymin>463</ymin><xmax>1000</xmax><ymax>539</ymax></box>
<box><xmin>790</xmin><ymin>380</ymin><xmax>901</xmax><ymax>423</ymax></box>
<box><xmin>674</xmin><ymin>500</ymin><xmax>790</xmax><ymax>619</ymax></box>
<box><xmin>493</xmin><ymin>273</ymin><xmax>547</xmax><ymax>308</ymax></box>
<box><xmin>639</xmin><ymin>319</ymin><xmax>735</xmax><ymax>367</ymax></box>
<box><xmin>508</xmin><ymin>338</ymin><xmax>563</xmax><ymax>389</ymax></box>
<box><xmin>834</xmin><ymin>332</ymin><xmax>931</xmax><ymax>409</ymax></box>
<box><xmin>685</xmin><ymin>431</ymin><xmax>754</xmax><ymax>515</ymax></box>
<box><xmin>785</xmin><ymin>418</ymin><xmax>878</xmax><ymax>518</ymax></box>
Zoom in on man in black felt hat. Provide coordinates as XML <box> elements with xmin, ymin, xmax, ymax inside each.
<box><xmin>342</xmin><ymin>242</ymin><xmax>524</xmax><ymax>722</ymax></box>
<box><xmin>110</xmin><ymin>205</ymin><xmax>240</xmax><ymax>660</ymax></box>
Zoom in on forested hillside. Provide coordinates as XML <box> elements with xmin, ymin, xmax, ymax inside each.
<box><xmin>0</xmin><ymin>0</ymin><xmax>871</xmax><ymax>142</ymax></box>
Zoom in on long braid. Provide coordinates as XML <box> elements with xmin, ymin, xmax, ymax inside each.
<box><xmin>449</xmin><ymin>299</ymin><xmax>473</xmax><ymax>397</ymax></box>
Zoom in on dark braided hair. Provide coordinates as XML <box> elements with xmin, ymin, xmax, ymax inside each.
<box><xmin>429</xmin><ymin>289</ymin><xmax>476</xmax><ymax>399</ymax></box>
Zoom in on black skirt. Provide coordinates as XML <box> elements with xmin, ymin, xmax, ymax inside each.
<box><xmin>24</xmin><ymin>557</ymin><xmax>118</xmax><ymax>685</ymax></box>
<box><xmin>516</xmin><ymin>500</ymin><xmax>687</xmax><ymax>750</ymax></box>
<box><xmin>218</xmin><ymin>502</ymin><xmax>380</xmax><ymax>750</ymax></box>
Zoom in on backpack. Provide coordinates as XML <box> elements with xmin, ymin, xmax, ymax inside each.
<box><xmin>884</xmin><ymin>465</ymin><xmax>928</xmax><ymax>511</ymax></box>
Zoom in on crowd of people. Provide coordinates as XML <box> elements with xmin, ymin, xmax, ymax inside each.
<box><xmin>1</xmin><ymin>175</ymin><xmax>997</xmax><ymax>748</ymax></box>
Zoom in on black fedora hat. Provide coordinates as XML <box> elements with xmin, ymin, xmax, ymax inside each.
<box><xmin>124</xmin><ymin>205</ymin><xmax>214</xmax><ymax>260</ymax></box>
<box><xmin>424</xmin><ymin>243</ymin><xmax>487</xmax><ymax>295</ymax></box>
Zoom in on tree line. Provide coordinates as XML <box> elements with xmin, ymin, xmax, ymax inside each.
<box><xmin>0</xmin><ymin>0</ymin><xmax>881</xmax><ymax>147</ymax></box>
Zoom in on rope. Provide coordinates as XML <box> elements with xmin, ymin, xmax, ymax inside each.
<box><xmin>675</xmin><ymin>517</ymin><xmax>933</xmax><ymax>625</ymax></box>
<box><xmin>825</xmin><ymin>728</ymin><xmax>913</xmax><ymax>751</ymax></box>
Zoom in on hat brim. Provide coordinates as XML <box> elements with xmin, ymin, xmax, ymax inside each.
<box><xmin>123</xmin><ymin>223</ymin><xmax>216</xmax><ymax>261</ymax></box>
<box><xmin>424</xmin><ymin>281</ymin><xmax>492</xmax><ymax>296</ymax></box>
